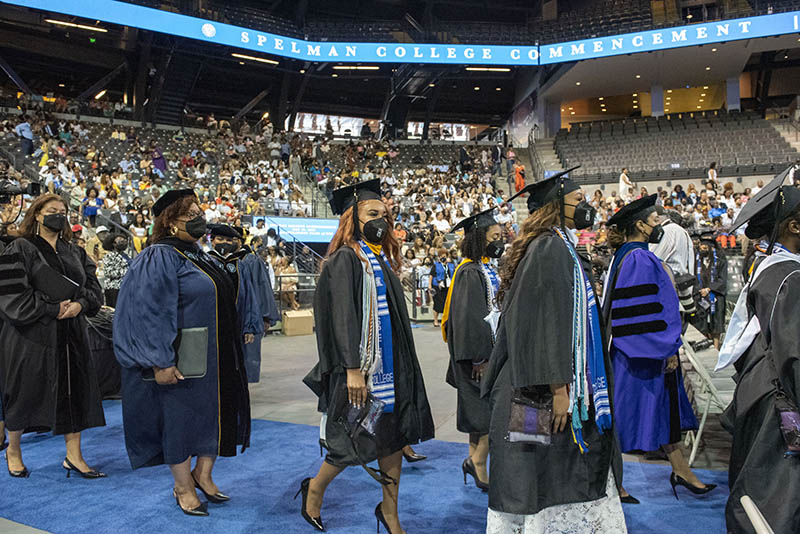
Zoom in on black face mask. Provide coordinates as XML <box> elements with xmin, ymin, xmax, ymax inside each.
<box><xmin>214</xmin><ymin>242</ymin><xmax>239</xmax><ymax>256</ymax></box>
<box><xmin>114</xmin><ymin>242</ymin><xmax>128</xmax><ymax>252</ymax></box>
<box><xmin>642</xmin><ymin>222</ymin><xmax>665</xmax><ymax>244</ymax></box>
<box><xmin>567</xmin><ymin>201</ymin><xmax>596</xmax><ymax>230</ymax></box>
<box><xmin>486</xmin><ymin>240</ymin><xmax>504</xmax><ymax>259</ymax></box>
<box><xmin>361</xmin><ymin>217</ymin><xmax>388</xmax><ymax>244</ymax></box>
<box><xmin>184</xmin><ymin>215</ymin><xmax>207</xmax><ymax>239</ymax></box>
<box><xmin>42</xmin><ymin>213</ymin><xmax>66</xmax><ymax>232</ymax></box>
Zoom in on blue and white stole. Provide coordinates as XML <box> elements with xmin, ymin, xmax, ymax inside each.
<box><xmin>696</xmin><ymin>248</ymin><xmax>718</xmax><ymax>314</ymax></box>
<box><xmin>359</xmin><ymin>241</ymin><xmax>395</xmax><ymax>412</ymax></box>
<box><xmin>481</xmin><ymin>260</ymin><xmax>501</xmax><ymax>339</ymax></box>
<box><xmin>552</xmin><ymin>227</ymin><xmax>612</xmax><ymax>452</ymax></box>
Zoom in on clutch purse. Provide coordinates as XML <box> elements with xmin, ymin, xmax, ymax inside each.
<box><xmin>506</xmin><ymin>388</ymin><xmax>553</xmax><ymax>445</ymax></box>
<box><xmin>775</xmin><ymin>388</ymin><xmax>800</xmax><ymax>457</ymax></box>
<box><xmin>174</xmin><ymin>327</ymin><xmax>208</xmax><ymax>379</ymax></box>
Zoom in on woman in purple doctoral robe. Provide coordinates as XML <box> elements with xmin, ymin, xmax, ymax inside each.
<box><xmin>603</xmin><ymin>195</ymin><xmax>715</xmax><ymax>500</ymax></box>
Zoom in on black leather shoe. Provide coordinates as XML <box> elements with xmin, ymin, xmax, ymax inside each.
<box><xmin>173</xmin><ymin>489</ymin><xmax>209</xmax><ymax>517</ymax></box>
<box><xmin>402</xmin><ymin>450</ymin><xmax>427</xmax><ymax>463</ymax></box>
<box><xmin>294</xmin><ymin>477</ymin><xmax>325</xmax><ymax>531</ymax></box>
<box><xmin>620</xmin><ymin>494</ymin><xmax>640</xmax><ymax>504</ymax></box>
<box><xmin>62</xmin><ymin>457</ymin><xmax>106</xmax><ymax>479</ymax></box>
<box><xmin>670</xmin><ymin>472</ymin><xmax>717</xmax><ymax>499</ymax></box>
<box><xmin>5</xmin><ymin>452</ymin><xmax>29</xmax><ymax>478</ymax></box>
<box><xmin>462</xmin><ymin>458</ymin><xmax>489</xmax><ymax>491</ymax></box>
<box><xmin>192</xmin><ymin>474</ymin><xmax>230</xmax><ymax>503</ymax></box>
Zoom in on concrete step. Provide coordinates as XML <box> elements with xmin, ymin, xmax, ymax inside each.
<box><xmin>770</xmin><ymin>120</ymin><xmax>800</xmax><ymax>155</ymax></box>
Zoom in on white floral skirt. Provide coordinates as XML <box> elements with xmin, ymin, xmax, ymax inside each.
<box><xmin>486</xmin><ymin>470</ymin><xmax>627</xmax><ymax>534</ymax></box>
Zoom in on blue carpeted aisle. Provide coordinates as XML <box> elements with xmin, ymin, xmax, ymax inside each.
<box><xmin>0</xmin><ymin>402</ymin><xmax>728</xmax><ymax>533</ymax></box>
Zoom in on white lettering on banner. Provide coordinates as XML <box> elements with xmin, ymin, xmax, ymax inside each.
<box><xmin>291</xmin><ymin>41</ymin><xmax>300</xmax><ymax>53</ymax></box>
<box><xmin>717</xmin><ymin>24</ymin><xmax>729</xmax><ymax>36</ymax></box>
<box><xmin>528</xmin><ymin>49</ymin><xmax>539</xmax><ymax>60</ymax></box>
<box><xmin>240</xmin><ymin>31</ymin><xmax>250</xmax><ymax>43</ymax></box>
<box><xmin>632</xmin><ymin>35</ymin><xmax>643</xmax><ymax>47</ymax></box>
<box><xmin>570</xmin><ymin>43</ymin><xmax>585</xmax><ymax>55</ymax></box>
<box><xmin>346</xmin><ymin>45</ymin><xmax>356</xmax><ymax>56</ymax></box>
<box><xmin>482</xmin><ymin>48</ymin><xmax>492</xmax><ymax>59</ymax></box>
<box><xmin>549</xmin><ymin>46</ymin><xmax>563</xmax><ymax>58</ymax></box>
<box><xmin>612</xmin><ymin>38</ymin><xmax>623</xmax><ymax>50</ymax></box>
<box><xmin>465</xmin><ymin>48</ymin><xmax>474</xmax><ymax>59</ymax></box>
<box><xmin>796</xmin><ymin>15</ymin><xmax>799</xmax><ymax>29</ymax></box>
<box><xmin>257</xmin><ymin>34</ymin><xmax>267</xmax><ymax>46</ymax></box>
<box><xmin>307</xmin><ymin>44</ymin><xmax>320</xmax><ymax>56</ymax></box>
<box><xmin>328</xmin><ymin>46</ymin><xmax>338</xmax><ymax>56</ymax></box>
<box><xmin>593</xmin><ymin>41</ymin><xmax>603</xmax><ymax>52</ymax></box>
<box><xmin>430</xmin><ymin>47</ymin><xmax>440</xmax><ymax>58</ymax></box>
<box><xmin>413</xmin><ymin>47</ymin><xmax>423</xmax><ymax>58</ymax></box>
<box><xmin>377</xmin><ymin>46</ymin><xmax>387</xmax><ymax>57</ymax></box>
<box><xmin>739</xmin><ymin>21</ymin><xmax>752</xmax><ymax>32</ymax></box>
<box><xmin>696</xmin><ymin>27</ymin><xmax>708</xmax><ymax>39</ymax></box>
<box><xmin>395</xmin><ymin>46</ymin><xmax>406</xmax><ymax>57</ymax></box>
<box><xmin>274</xmin><ymin>38</ymin><xmax>283</xmax><ymax>50</ymax></box>
<box><xmin>671</xmin><ymin>29</ymin><xmax>687</xmax><ymax>42</ymax></box>
<box><xmin>447</xmin><ymin>47</ymin><xmax>456</xmax><ymax>58</ymax></box>
<box><xmin>653</xmin><ymin>32</ymin><xmax>664</xmax><ymax>44</ymax></box>
<box><xmin>510</xmin><ymin>49</ymin><xmax>521</xmax><ymax>60</ymax></box>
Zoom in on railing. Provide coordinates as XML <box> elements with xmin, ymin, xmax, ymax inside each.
<box><xmin>527</xmin><ymin>126</ymin><xmax>545</xmax><ymax>182</ymax></box>
<box><xmin>273</xmin><ymin>272</ymin><xmax>318</xmax><ymax>317</ymax></box>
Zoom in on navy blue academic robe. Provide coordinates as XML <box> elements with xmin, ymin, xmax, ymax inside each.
<box><xmin>603</xmin><ymin>243</ymin><xmax>697</xmax><ymax>452</ymax></box>
<box><xmin>239</xmin><ymin>251</ymin><xmax>279</xmax><ymax>383</ymax></box>
<box><xmin>113</xmin><ymin>239</ymin><xmax>250</xmax><ymax>468</ymax></box>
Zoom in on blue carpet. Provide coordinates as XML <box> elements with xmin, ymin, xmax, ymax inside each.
<box><xmin>0</xmin><ymin>401</ymin><xmax>728</xmax><ymax>533</ymax></box>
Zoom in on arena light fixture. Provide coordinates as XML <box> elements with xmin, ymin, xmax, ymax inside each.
<box><xmin>570</xmin><ymin>111</ymin><xmax>575</xmax><ymax>115</ymax></box>
<box><xmin>94</xmin><ymin>89</ymin><xmax>106</xmax><ymax>100</ymax></box>
<box><xmin>633</xmin><ymin>100</ymin><xmax>638</xmax><ymax>104</ymax></box>
<box><xmin>701</xmin><ymin>93</ymin><xmax>706</xmax><ymax>97</ymax></box>
<box><xmin>699</xmin><ymin>99</ymin><xmax>704</xmax><ymax>102</ymax></box>
<box><xmin>58</xmin><ymin>83</ymin><xmax>65</xmax><ymax>87</ymax></box>
<box><xmin>429</xmin><ymin>83</ymin><xmax>435</xmax><ymax>87</ymax></box>
<box><xmin>703</xmin><ymin>86</ymin><xmax>709</xmax><ymax>89</ymax></box>
<box><xmin>465</xmin><ymin>67</ymin><xmax>511</xmax><ymax>72</ymax></box>
<box><xmin>332</xmin><ymin>65</ymin><xmax>380</xmax><ymax>70</ymax></box>
<box><xmin>598</xmin><ymin>97</ymin><xmax>604</xmax><ymax>101</ymax></box>
<box><xmin>231</xmin><ymin>53</ymin><xmax>279</xmax><ymax>65</ymax></box>
<box><xmin>633</xmin><ymin>105</ymin><xmax>638</xmax><ymax>109</ymax></box>
<box><xmin>300</xmin><ymin>69</ymin><xmax>306</xmax><ymax>74</ymax></box>
<box><xmin>667</xmin><ymin>89</ymin><xmax>673</xmax><ymax>93</ymax></box>
<box><xmin>705</xmin><ymin>66</ymin><xmax>711</xmax><ymax>70</ymax></box>
<box><xmin>697</xmin><ymin>105</ymin><xmax>702</xmax><ymax>108</ymax></box>
<box><xmin>331</xmin><ymin>73</ymin><xmax>338</xmax><ymax>77</ymax></box>
<box><xmin>474</xmin><ymin>86</ymin><xmax>480</xmax><ymax>91</ymax></box>
<box><xmin>602</xmin><ymin>109</ymin><xmax>607</xmax><ymax>112</ymax></box>
<box><xmin>712</xmin><ymin>48</ymin><xmax>717</xmax><ymax>52</ymax></box>
<box><xmin>635</xmin><ymin>74</ymin><xmax>641</xmax><ymax>79</ymax></box>
<box><xmin>575</xmin><ymin>81</ymin><xmax>581</xmax><ymax>86</ymax></box>
<box><xmin>45</xmin><ymin>19</ymin><xmax>107</xmax><ymax>32</ymax></box>
<box><xmin>632</xmin><ymin>93</ymin><xmax>638</xmax><ymax>97</ymax></box>
<box><xmin>495</xmin><ymin>87</ymin><xmax>501</xmax><ymax>91</ymax></box>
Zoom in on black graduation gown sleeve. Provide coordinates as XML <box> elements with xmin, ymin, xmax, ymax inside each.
<box><xmin>446</xmin><ymin>263</ymin><xmax>492</xmax><ymax>364</ymax></box>
<box><xmin>72</xmin><ymin>243</ymin><xmax>103</xmax><ymax>318</ymax></box>
<box><xmin>710</xmin><ymin>252</ymin><xmax>728</xmax><ymax>297</ymax></box>
<box><xmin>0</xmin><ymin>241</ymin><xmax>61</xmax><ymax>325</ymax></box>
<box><xmin>504</xmin><ymin>233</ymin><xmax>575</xmax><ymax>388</ymax></box>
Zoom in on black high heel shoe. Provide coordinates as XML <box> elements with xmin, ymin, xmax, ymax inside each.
<box><xmin>620</xmin><ymin>494</ymin><xmax>640</xmax><ymax>505</ymax></box>
<box><xmin>0</xmin><ymin>439</ymin><xmax>7</xmax><ymax>452</ymax></box>
<box><xmin>62</xmin><ymin>457</ymin><xmax>106</xmax><ymax>479</ymax></box>
<box><xmin>669</xmin><ymin>472</ymin><xmax>717</xmax><ymax>499</ymax></box>
<box><xmin>462</xmin><ymin>458</ymin><xmax>489</xmax><ymax>492</ymax></box>
<box><xmin>375</xmin><ymin>502</ymin><xmax>405</xmax><ymax>534</ymax></box>
<box><xmin>192</xmin><ymin>473</ymin><xmax>230</xmax><ymax>503</ymax></box>
<box><xmin>294</xmin><ymin>477</ymin><xmax>325</xmax><ymax>532</ymax></box>
<box><xmin>5</xmin><ymin>452</ymin><xmax>29</xmax><ymax>478</ymax></box>
<box><xmin>402</xmin><ymin>449</ymin><xmax>427</xmax><ymax>463</ymax></box>
<box><xmin>173</xmin><ymin>489</ymin><xmax>209</xmax><ymax>517</ymax></box>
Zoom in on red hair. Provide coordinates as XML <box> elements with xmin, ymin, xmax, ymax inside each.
<box><xmin>326</xmin><ymin>201</ymin><xmax>402</xmax><ymax>273</ymax></box>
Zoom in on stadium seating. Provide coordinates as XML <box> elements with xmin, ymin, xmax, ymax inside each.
<box><xmin>555</xmin><ymin>110</ymin><xmax>799</xmax><ymax>183</ymax></box>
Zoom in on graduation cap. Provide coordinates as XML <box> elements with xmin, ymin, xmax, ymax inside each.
<box><xmin>329</xmin><ymin>179</ymin><xmax>383</xmax><ymax>241</ymax></box>
<box><xmin>152</xmin><ymin>189</ymin><xmax>196</xmax><ymax>217</ymax></box>
<box><xmin>697</xmin><ymin>229</ymin><xmax>717</xmax><ymax>243</ymax></box>
<box><xmin>451</xmin><ymin>207</ymin><xmax>497</xmax><ymax>234</ymax></box>
<box><xmin>506</xmin><ymin>166</ymin><xmax>581</xmax><ymax>214</ymax></box>
<box><xmin>730</xmin><ymin>165</ymin><xmax>797</xmax><ymax>238</ymax></box>
<box><xmin>207</xmin><ymin>223</ymin><xmax>241</xmax><ymax>239</ymax></box>
<box><xmin>607</xmin><ymin>194</ymin><xmax>658</xmax><ymax>230</ymax></box>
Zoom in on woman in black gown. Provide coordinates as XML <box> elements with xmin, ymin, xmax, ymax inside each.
<box><xmin>692</xmin><ymin>230</ymin><xmax>728</xmax><ymax>349</ymax></box>
<box><xmin>0</xmin><ymin>193</ymin><xmax>105</xmax><ymax>478</ymax></box>
<box><xmin>481</xmin><ymin>172</ymin><xmax>627</xmax><ymax>532</ymax></box>
<box><xmin>113</xmin><ymin>189</ymin><xmax>250</xmax><ymax>516</ymax></box>
<box><xmin>441</xmin><ymin>208</ymin><xmax>503</xmax><ymax>491</ymax></box>
<box><xmin>719</xmin><ymin>184</ymin><xmax>800</xmax><ymax>534</ymax></box>
<box><xmin>300</xmin><ymin>180</ymin><xmax>435</xmax><ymax>534</ymax></box>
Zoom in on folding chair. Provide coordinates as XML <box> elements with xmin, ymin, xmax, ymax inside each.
<box><xmin>740</xmin><ymin>496</ymin><xmax>776</xmax><ymax>534</ymax></box>
<box><xmin>679</xmin><ymin>334</ymin><xmax>731</xmax><ymax>466</ymax></box>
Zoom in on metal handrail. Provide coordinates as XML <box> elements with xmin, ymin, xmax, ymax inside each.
<box><xmin>527</xmin><ymin>126</ymin><xmax>545</xmax><ymax>182</ymax></box>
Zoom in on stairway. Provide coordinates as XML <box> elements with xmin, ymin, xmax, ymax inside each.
<box><xmin>770</xmin><ymin>120</ymin><xmax>800</xmax><ymax>155</ymax></box>
<box><xmin>533</xmin><ymin>137</ymin><xmax>564</xmax><ymax>173</ymax></box>
<box><xmin>153</xmin><ymin>52</ymin><xmax>203</xmax><ymax>126</ymax></box>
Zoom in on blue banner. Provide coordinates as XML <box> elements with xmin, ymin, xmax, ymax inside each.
<box><xmin>6</xmin><ymin>0</ymin><xmax>799</xmax><ymax>66</ymax></box>
<box><xmin>253</xmin><ymin>216</ymin><xmax>339</xmax><ymax>243</ymax></box>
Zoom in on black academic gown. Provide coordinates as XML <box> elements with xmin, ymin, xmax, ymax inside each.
<box><xmin>481</xmin><ymin>231</ymin><xmax>622</xmax><ymax>515</ymax></box>
<box><xmin>303</xmin><ymin>246</ymin><xmax>435</xmax><ymax>466</ymax></box>
<box><xmin>0</xmin><ymin>236</ymin><xmax>105</xmax><ymax>435</ymax></box>
<box><xmin>445</xmin><ymin>261</ymin><xmax>493</xmax><ymax>435</ymax></box>
<box><xmin>694</xmin><ymin>250</ymin><xmax>728</xmax><ymax>335</ymax></box>
<box><xmin>725</xmin><ymin>260</ymin><xmax>800</xmax><ymax>534</ymax></box>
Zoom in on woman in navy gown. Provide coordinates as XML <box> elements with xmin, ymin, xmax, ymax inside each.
<box><xmin>603</xmin><ymin>194</ymin><xmax>714</xmax><ymax>499</ymax></box>
<box><xmin>113</xmin><ymin>189</ymin><xmax>250</xmax><ymax>517</ymax></box>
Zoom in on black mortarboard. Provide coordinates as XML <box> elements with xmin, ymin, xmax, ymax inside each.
<box><xmin>730</xmin><ymin>165</ymin><xmax>797</xmax><ymax>238</ymax></box>
<box><xmin>329</xmin><ymin>179</ymin><xmax>383</xmax><ymax>216</ymax></box>
<box><xmin>506</xmin><ymin>166</ymin><xmax>581</xmax><ymax>213</ymax></box>
<box><xmin>208</xmin><ymin>223</ymin><xmax>241</xmax><ymax>239</ymax></box>
<box><xmin>451</xmin><ymin>207</ymin><xmax>497</xmax><ymax>234</ymax></box>
<box><xmin>698</xmin><ymin>229</ymin><xmax>717</xmax><ymax>243</ymax></box>
<box><xmin>607</xmin><ymin>194</ymin><xmax>658</xmax><ymax>229</ymax></box>
<box><xmin>152</xmin><ymin>188</ymin><xmax>196</xmax><ymax>217</ymax></box>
